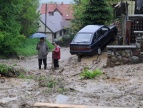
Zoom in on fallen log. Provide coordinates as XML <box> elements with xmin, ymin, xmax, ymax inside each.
<box><xmin>33</xmin><ymin>102</ymin><xmax>125</xmax><ymax>108</ymax></box>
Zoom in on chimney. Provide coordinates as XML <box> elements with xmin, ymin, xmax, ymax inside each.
<box><xmin>61</xmin><ymin>2</ymin><xmax>63</xmax><ymax>5</ymax></box>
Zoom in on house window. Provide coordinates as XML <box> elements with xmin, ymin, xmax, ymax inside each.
<box><xmin>60</xmin><ymin>30</ymin><xmax>62</xmax><ymax>36</ymax></box>
<box><xmin>63</xmin><ymin>29</ymin><xmax>66</xmax><ymax>34</ymax></box>
<box><xmin>49</xmin><ymin>12</ymin><xmax>54</xmax><ymax>16</ymax></box>
<box><xmin>54</xmin><ymin>33</ymin><xmax>56</xmax><ymax>39</ymax></box>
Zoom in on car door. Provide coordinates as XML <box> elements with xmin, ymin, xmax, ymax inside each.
<box><xmin>100</xmin><ymin>26</ymin><xmax>110</xmax><ymax>45</ymax></box>
<box><xmin>91</xmin><ymin>32</ymin><xmax>97</xmax><ymax>52</ymax></box>
<box><xmin>96</xmin><ymin>29</ymin><xmax>104</xmax><ymax>47</ymax></box>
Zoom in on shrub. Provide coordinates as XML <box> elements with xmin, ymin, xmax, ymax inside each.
<box><xmin>0</xmin><ymin>31</ymin><xmax>25</xmax><ymax>57</ymax></box>
<box><xmin>15</xmin><ymin>38</ymin><xmax>54</xmax><ymax>56</ymax></box>
<box><xmin>80</xmin><ymin>67</ymin><xmax>103</xmax><ymax>79</ymax></box>
<box><xmin>0</xmin><ymin>64</ymin><xmax>23</xmax><ymax>77</ymax></box>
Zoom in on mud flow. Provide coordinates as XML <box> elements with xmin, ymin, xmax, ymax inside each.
<box><xmin>0</xmin><ymin>47</ymin><xmax>143</xmax><ymax>108</ymax></box>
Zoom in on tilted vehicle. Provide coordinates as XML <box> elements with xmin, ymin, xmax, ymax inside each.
<box><xmin>70</xmin><ymin>25</ymin><xmax>118</xmax><ymax>56</ymax></box>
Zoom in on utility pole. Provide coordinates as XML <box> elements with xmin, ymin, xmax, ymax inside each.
<box><xmin>45</xmin><ymin>3</ymin><xmax>47</xmax><ymax>34</ymax></box>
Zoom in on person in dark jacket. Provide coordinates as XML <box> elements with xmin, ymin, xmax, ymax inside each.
<box><xmin>36</xmin><ymin>37</ymin><xmax>49</xmax><ymax>70</ymax></box>
<box><xmin>52</xmin><ymin>42</ymin><xmax>60</xmax><ymax>69</ymax></box>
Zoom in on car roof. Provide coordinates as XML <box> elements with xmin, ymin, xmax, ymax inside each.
<box><xmin>78</xmin><ymin>25</ymin><xmax>104</xmax><ymax>33</ymax></box>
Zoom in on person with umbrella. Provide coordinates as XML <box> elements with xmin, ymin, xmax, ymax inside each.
<box><xmin>36</xmin><ymin>37</ymin><xmax>49</xmax><ymax>70</ymax></box>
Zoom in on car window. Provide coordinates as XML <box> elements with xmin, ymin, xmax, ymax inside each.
<box><xmin>101</xmin><ymin>27</ymin><xmax>109</xmax><ymax>35</ymax></box>
<box><xmin>73</xmin><ymin>33</ymin><xmax>93</xmax><ymax>43</ymax></box>
<box><xmin>93</xmin><ymin>33</ymin><xmax>96</xmax><ymax>43</ymax></box>
<box><xmin>96</xmin><ymin>30</ymin><xmax>101</xmax><ymax>38</ymax></box>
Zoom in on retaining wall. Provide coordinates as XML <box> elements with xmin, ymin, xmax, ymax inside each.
<box><xmin>106</xmin><ymin>32</ymin><xmax>143</xmax><ymax>67</ymax></box>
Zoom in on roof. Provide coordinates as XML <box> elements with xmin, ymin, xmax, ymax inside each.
<box><xmin>78</xmin><ymin>25</ymin><xmax>104</xmax><ymax>33</ymax></box>
<box><xmin>40</xmin><ymin>3</ymin><xmax>73</xmax><ymax>20</ymax></box>
<box><xmin>40</xmin><ymin>11</ymin><xmax>69</xmax><ymax>33</ymax></box>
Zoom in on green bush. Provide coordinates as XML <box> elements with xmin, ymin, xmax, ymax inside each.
<box><xmin>0</xmin><ymin>64</ymin><xmax>22</xmax><ymax>77</ymax></box>
<box><xmin>15</xmin><ymin>38</ymin><xmax>54</xmax><ymax>56</ymax></box>
<box><xmin>0</xmin><ymin>31</ymin><xmax>25</xmax><ymax>57</ymax></box>
<box><xmin>80</xmin><ymin>67</ymin><xmax>103</xmax><ymax>79</ymax></box>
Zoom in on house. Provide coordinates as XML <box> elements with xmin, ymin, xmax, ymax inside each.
<box><xmin>40</xmin><ymin>3</ymin><xmax>73</xmax><ymax>21</ymax></box>
<box><xmin>126</xmin><ymin>0</ymin><xmax>143</xmax><ymax>44</ymax></box>
<box><xmin>38</xmin><ymin>2</ymin><xmax>73</xmax><ymax>42</ymax></box>
<box><xmin>38</xmin><ymin>11</ymin><xmax>69</xmax><ymax>42</ymax></box>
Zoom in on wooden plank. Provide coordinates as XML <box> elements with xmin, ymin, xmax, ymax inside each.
<box><xmin>33</xmin><ymin>102</ymin><xmax>125</xmax><ymax>108</ymax></box>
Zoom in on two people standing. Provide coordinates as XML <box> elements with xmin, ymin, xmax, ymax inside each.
<box><xmin>36</xmin><ymin>38</ymin><xmax>60</xmax><ymax>70</ymax></box>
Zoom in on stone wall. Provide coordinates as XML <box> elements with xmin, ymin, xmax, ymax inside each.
<box><xmin>106</xmin><ymin>45</ymin><xmax>142</xmax><ymax>67</ymax></box>
<box><xmin>106</xmin><ymin>32</ymin><xmax>143</xmax><ymax>67</ymax></box>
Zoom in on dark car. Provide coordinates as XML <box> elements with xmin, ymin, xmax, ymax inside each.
<box><xmin>70</xmin><ymin>25</ymin><xmax>117</xmax><ymax>56</ymax></box>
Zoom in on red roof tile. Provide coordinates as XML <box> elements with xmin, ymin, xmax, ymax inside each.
<box><xmin>40</xmin><ymin>3</ymin><xmax>73</xmax><ymax>20</ymax></box>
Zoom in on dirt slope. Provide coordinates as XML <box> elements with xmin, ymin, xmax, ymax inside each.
<box><xmin>0</xmin><ymin>47</ymin><xmax>143</xmax><ymax>108</ymax></box>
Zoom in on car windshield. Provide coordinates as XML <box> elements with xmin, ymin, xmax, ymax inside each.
<box><xmin>73</xmin><ymin>33</ymin><xmax>93</xmax><ymax>43</ymax></box>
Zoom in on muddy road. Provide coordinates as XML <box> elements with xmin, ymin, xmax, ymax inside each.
<box><xmin>0</xmin><ymin>47</ymin><xmax>143</xmax><ymax>108</ymax></box>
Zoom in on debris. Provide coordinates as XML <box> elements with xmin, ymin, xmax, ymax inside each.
<box><xmin>56</xmin><ymin>94</ymin><xmax>69</xmax><ymax>104</ymax></box>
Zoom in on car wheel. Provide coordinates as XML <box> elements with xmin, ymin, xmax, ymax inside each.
<box><xmin>97</xmin><ymin>47</ymin><xmax>101</xmax><ymax>55</ymax></box>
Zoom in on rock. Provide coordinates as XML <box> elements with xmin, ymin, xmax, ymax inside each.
<box><xmin>122</xmin><ymin>58</ymin><xmax>129</xmax><ymax>64</ymax></box>
<box><xmin>125</xmin><ymin>50</ymin><xmax>131</xmax><ymax>53</ymax></box>
<box><xmin>140</xmin><ymin>52</ymin><xmax>143</xmax><ymax>55</ymax></box>
<box><xmin>131</xmin><ymin>56</ymin><xmax>140</xmax><ymax>63</ymax></box>
<box><xmin>108</xmin><ymin>54</ymin><xmax>112</xmax><ymax>58</ymax></box>
<box><xmin>136</xmin><ymin>37</ymin><xmax>142</xmax><ymax>41</ymax></box>
<box><xmin>106</xmin><ymin>58</ymin><xmax>111</xmax><ymax>66</ymax></box>
<box><xmin>117</xmin><ymin>56</ymin><xmax>122</xmax><ymax>62</ymax></box>
<box><xmin>118</xmin><ymin>50</ymin><xmax>122</xmax><ymax>55</ymax></box>
<box><xmin>18</xmin><ymin>56</ymin><xmax>25</xmax><ymax>60</ymax></box>
<box><xmin>109</xmin><ymin>62</ymin><xmax>115</xmax><ymax>67</ymax></box>
<box><xmin>115</xmin><ymin>52</ymin><xmax>120</xmax><ymax>56</ymax></box>
<box><xmin>125</xmin><ymin>52</ymin><xmax>131</xmax><ymax>58</ymax></box>
<box><xmin>141</xmin><ymin>41</ymin><xmax>143</xmax><ymax>50</ymax></box>
<box><xmin>103</xmin><ymin>64</ymin><xmax>107</xmax><ymax>68</ymax></box>
<box><xmin>115</xmin><ymin>62</ymin><xmax>121</xmax><ymax>66</ymax></box>
<box><xmin>132</xmin><ymin>49</ymin><xmax>141</xmax><ymax>56</ymax></box>
<box><xmin>136</xmin><ymin>42</ymin><xmax>141</xmax><ymax>48</ymax></box>
<box><xmin>122</xmin><ymin>51</ymin><xmax>126</xmax><ymax>57</ymax></box>
<box><xmin>56</xmin><ymin>94</ymin><xmax>69</xmax><ymax>104</ymax></box>
<box><xmin>106</xmin><ymin>58</ymin><xmax>115</xmax><ymax>67</ymax></box>
<box><xmin>107</xmin><ymin>50</ymin><xmax>112</xmax><ymax>55</ymax></box>
<box><xmin>111</xmin><ymin>57</ymin><xmax>117</xmax><ymax>63</ymax></box>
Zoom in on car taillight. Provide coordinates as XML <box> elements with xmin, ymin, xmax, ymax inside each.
<box><xmin>70</xmin><ymin>46</ymin><xmax>90</xmax><ymax>50</ymax></box>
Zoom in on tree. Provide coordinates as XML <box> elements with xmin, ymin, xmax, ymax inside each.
<box><xmin>72</xmin><ymin>0</ymin><xmax>113</xmax><ymax>32</ymax></box>
<box><xmin>19</xmin><ymin>0</ymin><xmax>40</xmax><ymax>37</ymax></box>
<box><xmin>0</xmin><ymin>0</ymin><xmax>39</xmax><ymax>56</ymax></box>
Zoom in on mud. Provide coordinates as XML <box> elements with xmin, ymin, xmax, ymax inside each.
<box><xmin>0</xmin><ymin>47</ymin><xmax>143</xmax><ymax>108</ymax></box>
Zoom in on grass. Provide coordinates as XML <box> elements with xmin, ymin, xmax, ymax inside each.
<box><xmin>80</xmin><ymin>67</ymin><xmax>103</xmax><ymax>79</ymax></box>
<box><xmin>0</xmin><ymin>64</ymin><xmax>24</xmax><ymax>77</ymax></box>
<box><xmin>15</xmin><ymin>38</ymin><xmax>54</xmax><ymax>56</ymax></box>
<box><xmin>18</xmin><ymin>73</ymin><xmax>34</xmax><ymax>79</ymax></box>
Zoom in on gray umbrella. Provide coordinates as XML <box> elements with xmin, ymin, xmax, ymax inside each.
<box><xmin>30</xmin><ymin>33</ymin><xmax>46</xmax><ymax>38</ymax></box>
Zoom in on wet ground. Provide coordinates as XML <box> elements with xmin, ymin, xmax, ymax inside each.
<box><xmin>0</xmin><ymin>47</ymin><xmax>143</xmax><ymax>108</ymax></box>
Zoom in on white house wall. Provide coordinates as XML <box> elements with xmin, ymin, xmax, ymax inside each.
<box><xmin>38</xmin><ymin>20</ymin><xmax>51</xmax><ymax>32</ymax></box>
<box><xmin>128</xmin><ymin>1</ymin><xmax>135</xmax><ymax>15</ymax></box>
<box><xmin>45</xmin><ymin>32</ymin><xmax>53</xmax><ymax>43</ymax></box>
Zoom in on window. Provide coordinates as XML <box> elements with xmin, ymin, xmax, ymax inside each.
<box><xmin>93</xmin><ymin>33</ymin><xmax>96</xmax><ymax>43</ymax></box>
<box><xmin>96</xmin><ymin>30</ymin><xmax>101</xmax><ymax>38</ymax></box>
<box><xmin>54</xmin><ymin>33</ymin><xmax>56</xmax><ymax>39</ymax></box>
<box><xmin>101</xmin><ymin>27</ymin><xmax>109</xmax><ymax>35</ymax></box>
<box><xmin>60</xmin><ymin>30</ymin><xmax>62</xmax><ymax>36</ymax></box>
<box><xmin>74</xmin><ymin>33</ymin><xmax>93</xmax><ymax>43</ymax></box>
<box><xmin>49</xmin><ymin>12</ymin><xmax>54</xmax><ymax>16</ymax></box>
